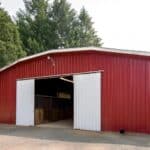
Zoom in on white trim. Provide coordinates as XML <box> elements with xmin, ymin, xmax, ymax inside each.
<box><xmin>16</xmin><ymin>70</ymin><xmax>103</xmax><ymax>81</ymax></box>
<box><xmin>0</xmin><ymin>46</ymin><xmax>150</xmax><ymax>73</ymax></box>
<box><xmin>60</xmin><ymin>77</ymin><xmax>74</xmax><ymax>83</ymax></box>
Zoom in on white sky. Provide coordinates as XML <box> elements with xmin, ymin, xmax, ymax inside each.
<box><xmin>1</xmin><ymin>0</ymin><xmax>150</xmax><ymax>52</ymax></box>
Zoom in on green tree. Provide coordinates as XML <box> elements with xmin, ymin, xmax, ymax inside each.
<box><xmin>49</xmin><ymin>1</ymin><xmax>102</xmax><ymax>48</ymax></box>
<box><xmin>0</xmin><ymin>7</ymin><xmax>26</xmax><ymax>68</ymax></box>
<box><xmin>16</xmin><ymin>0</ymin><xmax>55</xmax><ymax>55</ymax></box>
<box><xmin>76</xmin><ymin>7</ymin><xmax>102</xmax><ymax>47</ymax></box>
<box><xmin>16</xmin><ymin>0</ymin><xmax>102</xmax><ymax>55</ymax></box>
<box><xmin>51</xmin><ymin>0</ymin><xmax>77</xmax><ymax>48</ymax></box>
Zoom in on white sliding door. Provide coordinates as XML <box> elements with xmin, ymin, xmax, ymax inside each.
<box><xmin>16</xmin><ymin>79</ymin><xmax>35</xmax><ymax>126</ymax></box>
<box><xmin>74</xmin><ymin>73</ymin><xmax>101</xmax><ymax>131</ymax></box>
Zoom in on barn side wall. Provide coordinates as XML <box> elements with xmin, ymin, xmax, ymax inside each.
<box><xmin>0</xmin><ymin>51</ymin><xmax>150</xmax><ymax>133</ymax></box>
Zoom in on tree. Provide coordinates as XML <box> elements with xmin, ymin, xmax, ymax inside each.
<box><xmin>16</xmin><ymin>0</ymin><xmax>102</xmax><ymax>55</ymax></box>
<box><xmin>76</xmin><ymin>7</ymin><xmax>102</xmax><ymax>47</ymax></box>
<box><xmin>0</xmin><ymin>7</ymin><xmax>26</xmax><ymax>68</ymax></box>
<box><xmin>51</xmin><ymin>0</ymin><xmax>78</xmax><ymax>48</ymax></box>
<box><xmin>16</xmin><ymin>0</ymin><xmax>56</xmax><ymax>55</ymax></box>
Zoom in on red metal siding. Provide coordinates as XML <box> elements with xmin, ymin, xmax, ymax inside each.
<box><xmin>0</xmin><ymin>50</ymin><xmax>150</xmax><ymax>133</ymax></box>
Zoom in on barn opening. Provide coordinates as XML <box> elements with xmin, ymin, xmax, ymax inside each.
<box><xmin>35</xmin><ymin>76</ymin><xmax>73</xmax><ymax>128</ymax></box>
<box><xmin>16</xmin><ymin>72</ymin><xmax>101</xmax><ymax>131</ymax></box>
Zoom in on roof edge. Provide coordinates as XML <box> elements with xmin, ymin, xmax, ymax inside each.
<box><xmin>0</xmin><ymin>46</ymin><xmax>150</xmax><ymax>73</ymax></box>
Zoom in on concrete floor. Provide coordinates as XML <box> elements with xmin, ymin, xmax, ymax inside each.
<box><xmin>0</xmin><ymin>122</ymin><xmax>150</xmax><ymax>150</ymax></box>
<box><xmin>37</xmin><ymin>119</ymin><xmax>73</xmax><ymax>129</ymax></box>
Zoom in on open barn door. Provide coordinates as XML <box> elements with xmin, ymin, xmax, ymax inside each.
<box><xmin>74</xmin><ymin>72</ymin><xmax>101</xmax><ymax>131</ymax></box>
<box><xmin>16</xmin><ymin>79</ymin><xmax>35</xmax><ymax>126</ymax></box>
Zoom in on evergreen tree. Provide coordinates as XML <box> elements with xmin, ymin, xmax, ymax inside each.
<box><xmin>77</xmin><ymin>7</ymin><xmax>102</xmax><ymax>47</ymax></box>
<box><xmin>51</xmin><ymin>0</ymin><xmax>77</xmax><ymax>48</ymax></box>
<box><xmin>0</xmin><ymin>7</ymin><xmax>26</xmax><ymax>68</ymax></box>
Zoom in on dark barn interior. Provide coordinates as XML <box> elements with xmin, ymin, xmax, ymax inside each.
<box><xmin>35</xmin><ymin>76</ymin><xmax>73</xmax><ymax>126</ymax></box>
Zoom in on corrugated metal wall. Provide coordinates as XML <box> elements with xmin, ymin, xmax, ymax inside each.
<box><xmin>0</xmin><ymin>50</ymin><xmax>150</xmax><ymax>133</ymax></box>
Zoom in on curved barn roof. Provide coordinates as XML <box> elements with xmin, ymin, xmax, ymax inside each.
<box><xmin>0</xmin><ymin>47</ymin><xmax>150</xmax><ymax>72</ymax></box>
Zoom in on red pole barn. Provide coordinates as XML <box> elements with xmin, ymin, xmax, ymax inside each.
<box><xmin>0</xmin><ymin>47</ymin><xmax>150</xmax><ymax>133</ymax></box>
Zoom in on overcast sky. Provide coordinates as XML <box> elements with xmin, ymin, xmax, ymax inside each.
<box><xmin>1</xmin><ymin>0</ymin><xmax>150</xmax><ymax>52</ymax></box>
